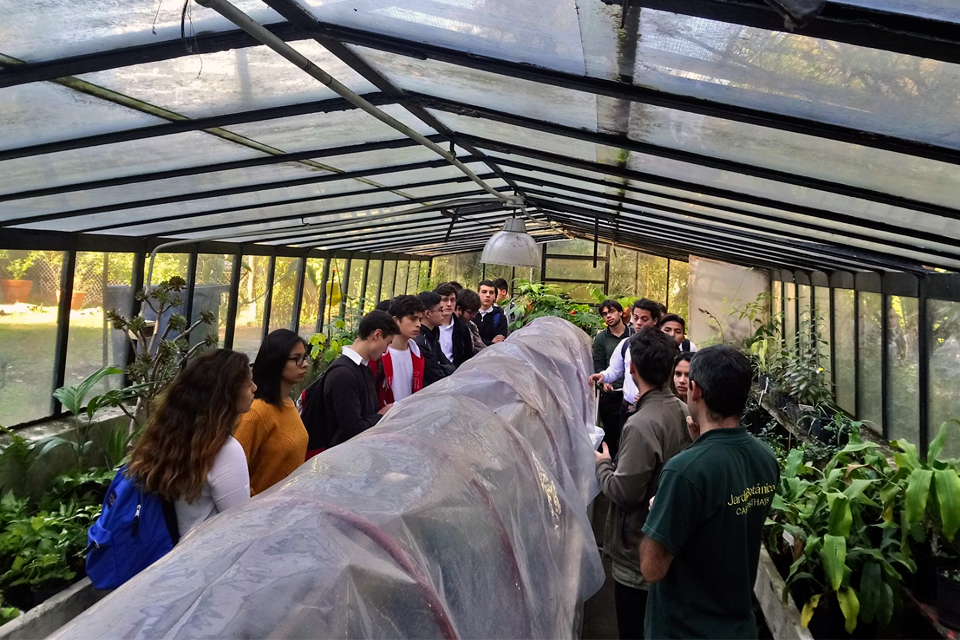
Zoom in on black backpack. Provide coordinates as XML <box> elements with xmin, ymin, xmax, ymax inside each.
<box><xmin>298</xmin><ymin>358</ymin><xmax>351</xmax><ymax>452</ymax></box>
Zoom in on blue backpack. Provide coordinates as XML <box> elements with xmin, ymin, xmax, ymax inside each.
<box><xmin>86</xmin><ymin>466</ymin><xmax>180</xmax><ymax>589</ymax></box>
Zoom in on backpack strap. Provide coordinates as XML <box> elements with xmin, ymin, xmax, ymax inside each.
<box><xmin>620</xmin><ymin>338</ymin><xmax>629</xmax><ymax>360</ymax></box>
<box><xmin>681</xmin><ymin>338</ymin><xmax>690</xmax><ymax>352</ymax></box>
<box><xmin>161</xmin><ymin>499</ymin><xmax>180</xmax><ymax>545</ymax></box>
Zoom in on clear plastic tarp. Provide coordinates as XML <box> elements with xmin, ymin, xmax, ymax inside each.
<box><xmin>52</xmin><ymin>317</ymin><xmax>605</xmax><ymax>640</ymax></box>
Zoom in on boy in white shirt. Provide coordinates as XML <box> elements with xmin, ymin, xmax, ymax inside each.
<box><xmin>368</xmin><ymin>295</ymin><xmax>426</xmax><ymax>406</ymax></box>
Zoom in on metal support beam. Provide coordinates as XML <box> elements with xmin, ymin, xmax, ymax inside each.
<box><xmin>291</xmin><ymin>256</ymin><xmax>307</xmax><ymax>333</ymax></box>
<box><xmin>51</xmin><ymin>249</ymin><xmax>77</xmax><ymax>416</ymax></box>
<box><xmin>358</xmin><ymin>258</ymin><xmax>371</xmax><ymax>313</ymax></box>
<box><xmin>184</xmin><ymin>250</ymin><xmax>199</xmax><ymax>333</ymax></box>
<box><xmin>339</xmin><ymin>257</ymin><xmax>352</xmax><ymax>319</ymax></box>
<box><xmin>315</xmin><ymin>258</ymin><xmax>331</xmax><ymax>332</ymax></box>
<box><xmin>261</xmin><ymin>256</ymin><xmax>277</xmax><ymax>342</ymax></box>
<box><xmin>223</xmin><ymin>253</ymin><xmax>242</xmax><ymax>349</ymax></box>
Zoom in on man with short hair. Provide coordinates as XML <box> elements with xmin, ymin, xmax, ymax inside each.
<box><xmin>456</xmin><ymin>288</ymin><xmax>486</xmax><ymax>354</ymax></box>
<box><xmin>369</xmin><ymin>295</ymin><xmax>425</xmax><ymax>407</ymax></box>
<box><xmin>594</xmin><ymin>327</ymin><xmax>689</xmax><ymax>640</ymax></box>
<box><xmin>492</xmin><ymin>277</ymin><xmax>510</xmax><ymax>305</ymax></box>
<box><xmin>435</xmin><ymin>282</ymin><xmax>474</xmax><ymax>367</ymax></box>
<box><xmin>492</xmin><ymin>277</ymin><xmax>520</xmax><ymax>326</ymax></box>
<box><xmin>641</xmin><ymin>345</ymin><xmax>779</xmax><ymax>639</ymax></box>
<box><xmin>589</xmin><ymin>298</ymin><xmax>664</xmax><ymax>429</ymax></box>
<box><xmin>593</xmin><ymin>299</ymin><xmax>632</xmax><ymax>457</ymax></box>
<box><xmin>659</xmin><ymin>314</ymin><xmax>697</xmax><ymax>353</ymax></box>
<box><xmin>415</xmin><ymin>291</ymin><xmax>456</xmax><ymax>385</ymax></box>
<box><xmin>314</xmin><ymin>310</ymin><xmax>399</xmax><ymax>449</ymax></box>
<box><xmin>476</xmin><ymin>279</ymin><xmax>508</xmax><ymax>345</ymax></box>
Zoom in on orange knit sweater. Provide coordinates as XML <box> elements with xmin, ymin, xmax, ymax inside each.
<box><xmin>234</xmin><ymin>398</ymin><xmax>308</xmax><ymax>496</ymax></box>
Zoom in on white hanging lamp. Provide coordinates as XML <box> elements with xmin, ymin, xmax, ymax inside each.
<box><xmin>480</xmin><ymin>212</ymin><xmax>541</xmax><ymax>268</ymax></box>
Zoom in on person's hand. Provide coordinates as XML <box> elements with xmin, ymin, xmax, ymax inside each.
<box><xmin>492</xmin><ymin>335</ymin><xmax>505</xmax><ymax>343</ymax></box>
<box><xmin>588</xmin><ymin>373</ymin><xmax>604</xmax><ymax>388</ymax></box>
<box><xmin>686</xmin><ymin>415</ymin><xmax>701</xmax><ymax>441</ymax></box>
<box><xmin>378</xmin><ymin>403</ymin><xmax>394</xmax><ymax>416</ymax></box>
<box><xmin>594</xmin><ymin>442</ymin><xmax>611</xmax><ymax>464</ymax></box>
<box><xmin>603</xmin><ymin>383</ymin><xmax>614</xmax><ymax>392</ymax></box>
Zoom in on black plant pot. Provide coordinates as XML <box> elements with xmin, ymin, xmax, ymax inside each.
<box><xmin>937</xmin><ymin>569</ymin><xmax>960</xmax><ymax>631</ymax></box>
<box><xmin>743</xmin><ymin>407</ymin><xmax>769</xmax><ymax>435</ymax></box>
<box><xmin>912</xmin><ymin>545</ymin><xmax>959</xmax><ymax>603</ymax></box>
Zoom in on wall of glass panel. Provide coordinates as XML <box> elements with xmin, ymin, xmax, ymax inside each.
<box><xmin>194</xmin><ymin>253</ymin><xmax>232</xmax><ymax>346</ymax></box>
<box><xmin>326</xmin><ymin>259</ymin><xmax>348</xmax><ymax>325</ymax></box>
<box><xmin>365</xmin><ymin>260</ymin><xmax>383</xmax><ymax>309</ymax></box>
<box><xmin>395</xmin><ymin>261</ymin><xmax>410</xmax><ymax>296</ymax></box>
<box><xmin>833</xmin><ymin>289</ymin><xmax>856</xmax><ymax>415</ymax></box>
<box><xmin>887</xmin><ymin>295</ymin><xmax>920</xmax><ymax>443</ymax></box>
<box><xmin>797</xmin><ymin>284</ymin><xmax>811</xmax><ymax>352</ymax></box>
<box><xmin>814</xmin><ymin>286</ymin><xmax>832</xmax><ymax>381</ymax></box>
<box><xmin>380</xmin><ymin>260</ymin><xmax>397</xmax><ymax>301</ymax></box>
<box><xmin>928</xmin><ymin>298</ymin><xmax>960</xmax><ymax>459</ymax></box>
<box><xmin>857</xmin><ymin>292</ymin><xmax>883</xmax><ymax>432</ymax></box>
<box><xmin>0</xmin><ymin>250</ymin><xmax>65</xmax><ymax>425</ymax></box>
<box><xmin>298</xmin><ymin>257</ymin><xmax>325</xmax><ymax>339</ymax></box>
<box><xmin>346</xmin><ymin>259</ymin><xmax>367</xmax><ymax>330</ymax></box>
<box><xmin>62</xmin><ymin>252</ymin><xmax>135</xmax><ymax>399</ymax></box>
<box><xmin>268</xmin><ymin>257</ymin><xmax>299</xmax><ymax>333</ymax></box>
<box><xmin>234</xmin><ymin>255</ymin><xmax>271</xmax><ymax>360</ymax></box>
<box><xmin>784</xmin><ymin>283</ymin><xmax>797</xmax><ymax>353</ymax></box>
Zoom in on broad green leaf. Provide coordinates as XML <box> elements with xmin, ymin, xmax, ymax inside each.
<box><xmin>858</xmin><ymin>562</ymin><xmax>881</xmax><ymax>624</ymax></box>
<box><xmin>878</xmin><ymin>580</ymin><xmax>894</xmax><ymax>625</ymax></box>
<box><xmin>837</xmin><ymin>588</ymin><xmax>860</xmax><ymax>634</ymax></box>
<box><xmin>53</xmin><ymin>365</ymin><xmax>123</xmax><ymax>416</ymax></box>
<box><xmin>934</xmin><ymin>468</ymin><xmax>960</xmax><ymax>541</ymax></box>
<box><xmin>893</xmin><ymin>440</ymin><xmax>920</xmax><ymax>472</ymax></box>
<box><xmin>839</xmin><ymin>442</ymin><xmax>880</xmax><ymax>454</ymax></box>
<box><xmin>843</xmin><ymin>479</ymin><xmax>876</xmax><ymax>503</ymax></box>
<box><xmin>821</xmin><ymin>534</ymin><xmax>846</xmax><ymax>591</ymax></box>
<box><xmin>929</xmin><ymin>423</ymin><xmax>950</xmax><ymax>461</ymax></box>
<box><xmin>801</xmin><ymin>594</ymin><xmax>820</xmax><ymax>628</ymax></box>
<box><xmin>827</xmin><ymin>494</ymin><xmax>852</xmax><ymax>537</ymax></box>
<box><xmin>785</xmin><ymin>448</ymin><xmax>804</xmax><ymax>478</ymax></box>
<box><xmin>904</xmin><ymin>468</ymin><xmax>934</xmax><ymax>526</ymax></box>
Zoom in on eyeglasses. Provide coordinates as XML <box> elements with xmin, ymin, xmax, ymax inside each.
<box><xmin>287</xmin><ymin>355</ymin><xmax>310</xmax><ymax>366</ymax></box>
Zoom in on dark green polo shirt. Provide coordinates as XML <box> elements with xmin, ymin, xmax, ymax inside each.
<box><xmin>592</xmin><ymin>325</ymin><xmax>631</xmax><ymax>389</ymax></box>
<box><xmin>642</xmin><ymin>427</ymin><xmax>779</xmax><ymax>639</ymax></box>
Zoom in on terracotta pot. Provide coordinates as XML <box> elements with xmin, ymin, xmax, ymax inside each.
<box><xmin>56</xmin><ymin>290</ymin><xmax>86</xmax><ymax>310</ymax></box>
<box><xmin>0</xmin><ymin>279</ymin><xmax>33</xmax><ymax>303</ymax></box>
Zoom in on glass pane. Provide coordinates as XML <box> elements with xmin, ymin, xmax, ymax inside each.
<box><xmin>452</xmin><ymin>252</ymin><xmax>483</xmax><ymax>289</ymax></box>
<box><xmin>228</xmin><ymin>105</ymin><xmax>436</xmax><ymax>154</ymax></box>
<box><xmin>0</xmin><ymin>82</ymin><xmax>164</xmax><ymax>152</ymax></box>
<box><xmin>784</xmin><ymin>283</ymin><xmax>796</xmax><ymax>353</ymax></box>
<box><xmin>607</xmin><ymin>245</ymin><xmax>638</xmax><ymax>298</ymax></box>
<box><xmin>194</xmin><ymin>254</ymin><xmax>233</xmax><ymax>347</ymax></box>
<box><xmin>234</xmin><ymin>255</ymin><xmax>270</xmax><ymax>359</ymax></box>
<box><xmin>1</xmin><ymin>0</ymin><xmax>282</xmax><ymax>61</ymax></box>
<box><xmin>147</xmin><ymin>253</ymin><xmax>189</xmax><ymax>284</ymax></box>
<box><xmin>302</xmin><ymin>0</ymin><xmax>586</xmax><ymax>74</ymax></box>
<box><xmin>268</xmin><ymin>258</ymin><xmax>299</xmax><ymax>333</ymax></box>
<box><xmin>79</xmin><ymin>42</ymin><xmax>377</xmax><ymax>119</ymax></box>
<box><xmin>325</xmin><ymin>259</ymin><xmax>347</xmax><ymax>323</ymax></box>
<box><xmin>380</xmin><ymin>260</ymin><xmax>397</xmax><ymax>300</ymax></box>
<box><xmin>0</xmin><ymin>132</ymin><xmax>266</xmax><ymax>202</ymax></box>
<box><xmin>545</xmin><ymin>257</ymin><xmax>604</xmax><ymax>282</ymax></box>
<box><xmin>364</xmin><ymin>260</ymin><xmax>383</xmax><ymax>309</ymax></box>
<box><xmin>431</xmin><ymin>255</ymin><xmax>455</xmax><ymax>284</ymax></box>
<box><xmin>834</xmin><ymin>289</ymin><xmax>857</xmax><ymax>415</ymax></box>
<box><xmin>407</xmin><ymin>261</ymin><xmax>421</xmax><ymax>294</ymax></box>
<box><xmin>346</xmin><ymin>260</ymin><xmax>367</xmax><ymax>330</ymax></box>
<box><xmin>887</xmin><ymin>296</ymin><xmax>920</xmax><ymax>444</ymax></box>
<box><xmin>352</xmin><ymin>45</ymin><xmax>598</xmax><ymax>131</ymax></box>
<box><xmin>546</xmin><ymin>239</ymin><xmax>599</xmax><ymax>256</ymax></box>
<box><xmin>0</xmin><ymin>250</ymin><xmax>64</xmax><ymax>426</ymax></box>
<box><xmin>633</xmin><ymin>10</ymin><xmax>960</xmax><ymax>152</ymax></box>
<box><xmin>814</xmin><ymin>287</ymin><xmax>832</xmax><ymax>390</ymax></box>
<box><xmin>419</xmin><ymin>261</ymin><xmax>431</xmax><ymax>291</ymax></box>
<box><xmin>928</xmin><ymin>299</ymin><xmax>960</xmax><ymax>459</ymax></box>
<box><xmin>668</xmin><ymin>259</ymin><xmax>690</xmax><ymax>322</ymax></box>
<box><xmin>797</xmin><ymin>284</ymin><xmax>812</xmax><ymax>352</ymax></box>
<box><xmin>842</xmin><ymin>0</ymin><xmax>960</xmax><ymax>21</ymax></box>
<box><xmin>299</xmin><ymin>258</ymin><xmax>325</xmax><ymax>339</ymax></box>
<box><xmin>65</xmin><ymin>252</ymin><xmax>134</xmax><ymax>399</ymax></box>
<box><xmin>395</xmin><ymin>261</ymin><xmax>410</xmax><ymax>296</ymax></box>
<box><xmin>858</xmin><ymin>292</ymin><xmax>883</xmax><ymax>432</ymax></box>
<box><xmin>544</xmin><ymin>281</ymin><xmax>595</xmax><ymax>303</ymax></box>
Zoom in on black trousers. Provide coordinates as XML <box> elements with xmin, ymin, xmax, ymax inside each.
<box><xmin>598</xmin><ymin>389</ymin><xmax>624</xmax><ymax>458</ymax></box>
<box><xmin>614</xmin><ymin>581</ymin><xmax>649</xmax><ymax>640</ymax></box>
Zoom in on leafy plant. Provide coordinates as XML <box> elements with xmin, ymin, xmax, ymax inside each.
<box><xmin>51</xmin><ymin>366</ymin><xmax>124</xmax><ymax>470</ymax></box>
<box><xmin>767</xmin><ymin>431</ymin><xmax>913</xmax><ymax>633</ymax></box>
<box><xmin>0</xmin><ymin>250</ymin><xmax>38</xmax><ymax>280</ymax></box>
<box><xmin>506</xmin><ymin>280</ymin><xmax>603</xmax><ymax>336</ymax></box>
<box><xmin>106</xmin><ymin>276</ymin><xmax>217</xmax><ymax>428</ymax></box>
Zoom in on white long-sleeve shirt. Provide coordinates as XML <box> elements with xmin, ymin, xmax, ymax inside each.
<box><xmin>600</xmin><ymin>337</ymin><xmax>639</xmax><ymax>405</ymax></box>
<box><xmin>174</xmin><ymin>436</ymin><xmax>250</xmax><ymax>537</ymax></box>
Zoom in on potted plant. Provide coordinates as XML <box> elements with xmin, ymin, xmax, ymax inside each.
<box><xmin>937</xmin><ymin>567</ymin><xmax>960</xmax><ymax>630</ymax></box>
<box><xmin>0</xmin><ymin>251</ymin><xmax>38</xmax><ymax>304</ymax></box>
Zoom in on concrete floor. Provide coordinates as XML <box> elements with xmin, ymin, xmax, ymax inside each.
<box><xmin>581</xmin><ymin>493</ymin><xmax>620</xmax><ymax>640</ymax></box>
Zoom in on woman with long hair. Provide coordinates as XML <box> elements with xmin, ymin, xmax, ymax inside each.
<box><xmin>671</xmin><ymin>351</ymin><xmax>694</xmax><ymax>404</ymax></box>
<box><xmin>234</xmin><ymin>329</ymin><xmax>309</xmax><ymax>495</ymax></box>
<box><xmin>126</xmin><ymin>349</ymin><xmax>256</xmax><ymax>537</ymax></box>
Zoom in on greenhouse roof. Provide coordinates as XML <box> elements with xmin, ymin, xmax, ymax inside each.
<box><xmin>2</xmin><ymin>0</ymin><xmax>959</xmax><ymax>273</ymax></box>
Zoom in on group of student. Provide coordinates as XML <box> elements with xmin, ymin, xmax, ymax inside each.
<box><xmin>118</xmin><ymin>279</ymin><xmax>513</xmax><ymax>543</ymax></box>
<box><xmin>588</xmin><ymin>299</ymin><xmax>779</xmax><ymax>639</ymax></box>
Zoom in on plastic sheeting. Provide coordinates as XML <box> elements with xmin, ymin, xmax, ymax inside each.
<box><xmin>51</xmin><ymin>316</ymin><xmax>605</xmax><ymax>639</ymax></box>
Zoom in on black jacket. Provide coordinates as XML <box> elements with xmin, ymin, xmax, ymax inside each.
<box><xmin>416</xmin><ymin>325</ymin><xmax>455</xmax><ymax>386</ymax></box>
<box><xmin>301</xmin><ymin>355</ymin><xmax>381</xmax><ymax>450</ymax></box>
<box><xmin>476</xmin><ymin>307</ymin><xmax>509</xmax><ymax>346</ymax></box>
<box><xmin>449</xmin><ymin>314</ymin><xmax>475</xmax><ymax>367</ymax></box>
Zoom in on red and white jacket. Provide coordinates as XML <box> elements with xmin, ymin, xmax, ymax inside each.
<box><xmin>368</xmin><ymin>339</ymin><xmax>424</xmax><ymax>407</ymax></box>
